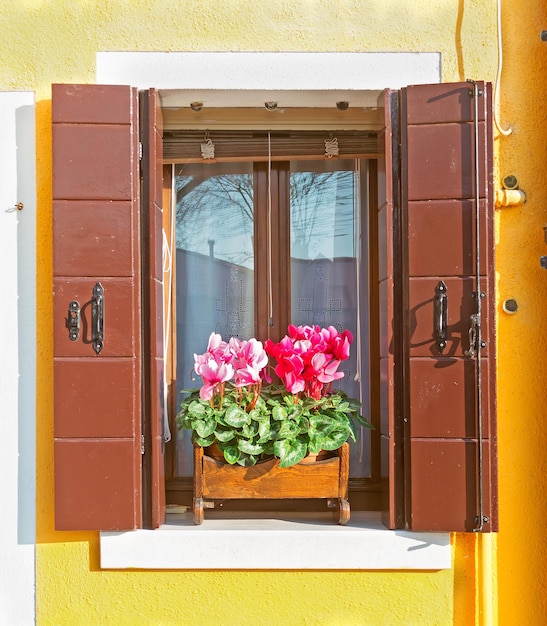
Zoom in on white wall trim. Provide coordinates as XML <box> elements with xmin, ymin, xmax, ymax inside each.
<box><xmin>0</xmin><ymin>91</ymin><xmax>36</xmax><ymax>624</ymax></box>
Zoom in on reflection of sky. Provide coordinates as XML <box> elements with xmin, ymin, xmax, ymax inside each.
<box><xmin>176</xmin><ymin>162</ymin><xmax>357</xmax><ymax>268</ymax></box>
<box><xmin>290</xmin><ymin>169</ymin><xmax>356</xmax><ymax>261</ymax></box>
<box><xmin>176</xmin><ymin>171</ymin><xmax>254</xmax><ymax>269</ymax></box>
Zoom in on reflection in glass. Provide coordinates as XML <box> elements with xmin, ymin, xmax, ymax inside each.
<box><xmin>175</xmin><ymin>162</ymin><xmax>254</xmax><ymax>474</ymax></box>
<box><xmin>290</xmin><ymin>160</ymin><xmax>370</xmax><ymax>476</ymax></box>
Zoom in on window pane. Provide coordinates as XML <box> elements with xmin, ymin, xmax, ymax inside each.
<box><xmin>290</xmin><ymin>160</ymin><xmax>370</xmax><ymax>476</ymax></box>
<box><xmin>175</xmin><ymin>162</ymin><xmax>254</xmax><ymax>475</ymax></box>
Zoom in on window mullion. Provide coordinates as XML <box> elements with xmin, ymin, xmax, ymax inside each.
<box><xmin>254</xmin><ymin>161</ymin><xmax>291</xmax><ymax>343</ymax></box>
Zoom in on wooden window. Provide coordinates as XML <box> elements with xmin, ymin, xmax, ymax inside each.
<box><xmin>52</xmin><ymin>82</ymin><xmax>497</xmax><ymax>532</ymax></box>
<box><xmin>166</xmin><ymin>157</ymin><xmax>380</xmax><ymax>508</ymax></box>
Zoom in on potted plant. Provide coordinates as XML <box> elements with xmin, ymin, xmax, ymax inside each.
<box><xmin>177</xmin><ymin>324</ymin><xmax>372</xmax><ymax>524</ymax></box>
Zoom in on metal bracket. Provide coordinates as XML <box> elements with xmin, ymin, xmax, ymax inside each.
<box><xmin>466</xmin><ymin>79</ymin><xmax>483</xmax><ymax>98</ymax></box>
<box><xmin>67</xmin><ymin>301</ymin><xmax>80</xmax><ymax>342</ymax></box>
<box><xmin>473</xmin><ymin>514</ymin><xmax>490</xmax><ymax>531</ymax></box>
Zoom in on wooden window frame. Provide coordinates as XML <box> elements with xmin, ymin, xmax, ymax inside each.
<box><xmin>163</xmin><ymin>156</ymin><xmax>384</xmax><ymax>511</ymax></box>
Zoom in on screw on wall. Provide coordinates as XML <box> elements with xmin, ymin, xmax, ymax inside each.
<box><xmin>541</xmin><ymin>31</ymin><xmax>547</xmax><ymax>41</ymax></box>
<box><xmin>502</xmin><ymin>299</ymin><xmax>518</xmax><ymax>315</ymax></box>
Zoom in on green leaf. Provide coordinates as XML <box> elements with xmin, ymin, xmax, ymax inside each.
<box><xmin>193</xmin><ymin>433</ymin><xmax>216</xmax><ymax>447</ymax></box>
<box><xmin>223</xmin><ymin>404</ymin><xmax>251</xmax><ymax>428</ymax></box>
<box><xmin>222</xmin><ymin>445</ymin><xmax>240</xmax><ymax>464</ymax></box>
<box><xmin>214</xmin><ymin>427</ymin><xmax>236</xmax><ymax>442</ymax></box>
<box><xmin>214</xmin><ymin>412</ymin><xmax>231</xmax><ymax>428</ymax></box>
<box><xmin>272</xmin><ymin>405</ymin><xmax>288</xmax><ymax>421</ymax></box>
<box><xmin>321</xmin><ymin>428</ymin><xmax>350</xmax><ymax>450</ymax></box>
<box><xmin>309</xmin><ymin>414</ymin><xmax>337</xmax><ymax>435</ymax></box>
<box><xmin>287</xmin><ymin>404</ymin><xmax>303</xmax><ymax>419</ymax></box>
<box><xmin>274</xmin><ymin>438</ymin><xmax>308</xmax><ymax>467</ymax></box>
<box><xmin>178</xmin><ymin>413</ymin><xmax>194</xmax><ymax>431</ymax></box>
<box><xmin>297</xmin><ymin>416</ymin><xmax>310</xmax><ymax>434</ymax></box>
<box><xmin>346</xmin><ymin>398</ymin><xmax>362</xmax><ymax>411</ymax></box>
<box><xmin>307</xmin><ymin>434</ymin><xmax>325</xmax><ymax>455</ymax></box>
<box><xmin>249</xmin><ymin>408</ymin><xmax>267</xmax><ymax>421</ymax></box>
<box><xmin>277</xmin><ymin>420</ymin><xmax>299</xmax><ymax>439</ymax></box>
<box><xmin>186</xmin><ymin>400</ymin><xmax>209</xmax><ymax>418</ymax></box>
<box><xmin>238</xmin><ymin>439</ymin><xmax>266</xmax><ymax>455</ymax></box>
<box><xmin>240</xmin><ymin>421</ymin><xmax>259</xmax><ymax>439</ymax></box>
<box><xmin>354</xmin><ymin>412</ymin><xmax>374</xmax><ymax>429</ymax></box>
<box><xmin>236</xmin><ymin>453</ymin><xmax>258</xmax><ymax>467</ymax></box>
<box><xmin>257</xmin><ymin>420</ymin><xmax>273</xmax><ymax>443</ymax></box>
<box><xmin>192</xmin><ymin>416</ymin><xmax>216</xmax><ymax>438</ymax></box>
<box><xmin>263</xmin><ymin>441</ymin><xmax>276</xmax><ymax>456</ymax></box>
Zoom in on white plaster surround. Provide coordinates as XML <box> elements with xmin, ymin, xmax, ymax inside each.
<box><xmin>102</xmin><ymin>511</ymin><xmax>451</xmax><ymax>571</ymax></box>
<box><xmin>97</xmin><ymin>51</ymin><xmax>449</xmax><ymax>571</ymax></box>
<box><xmin>97</xmin><ymin>51</ymin><xmax>441</xmax><ymax>108</ymax></box>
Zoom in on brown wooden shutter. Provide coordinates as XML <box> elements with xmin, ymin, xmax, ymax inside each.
<box><xmin>53</xmin><ymin>84</ymin><xmax>143</xmax><ymax>530</ymax></box>
<box><xmin>140</xmin><ymin>89</ymin><xmax>166</xmax><ymax>529</ymax></box>
<box><xmin>380</xmin><ymin>81</ymin><xmax>498</xmax><ymax>532</ymax></box>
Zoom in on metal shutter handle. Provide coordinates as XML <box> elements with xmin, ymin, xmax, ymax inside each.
<box><xmin>91</xmin><ymin>282</ymin><xmax>104</xmax><ymax>354</ymax></box>
<box><xmin>434</xmin><ymin>280</ymin><xmax>448</xmax><ymax>353</ymax></box>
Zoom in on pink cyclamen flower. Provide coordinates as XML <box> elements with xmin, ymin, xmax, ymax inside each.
<box><xmin>323</xmin><ymin>326</ymin><xmax>353</xmax><ymax>361</ymax></box>
<box><xmin>229</xmin><ymin>337</ymin><xmax>268</xmax><ymax>387</ymax></box>
<box><xmin>196</xmin><ymin>358</ymin><xmax>234</xmax><ymax>400</ymax></box>
<box><xmin>275</xmin><ymin>353</ymin><xmax>305</xmax><ymax>394</ymax></box>
<box><xmin>194</xmin><ymin>332</ymin><xmax>230</xmax><ymax>372</ymax></box>
<box><xmin>194</xmin><ymin>332</ymin><xmax>234</xmax><ymax>400</ymax></box>
<box><xmin>265</xmin><ymin>325</ymin><xmax>352</xmax><ymax>398</ymax></box>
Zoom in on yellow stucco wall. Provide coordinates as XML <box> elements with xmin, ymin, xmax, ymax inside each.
<box><xmin>1</xmin><ymin>0</ymin><xmax>546</xmax><ymax>624</ymax></box>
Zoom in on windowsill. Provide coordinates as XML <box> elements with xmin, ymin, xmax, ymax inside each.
<box><xmin>100</xmin><ymin>510</ymin><xmax>451</xmax><ymax>570</ymax></box>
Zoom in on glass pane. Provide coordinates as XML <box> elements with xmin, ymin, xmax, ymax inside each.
<box><xmin>290</xmin><ymin>160</ymin><xmax>370</xmax><ymax>476</ymax></box>
<box><xmin>175</xmin><ymin>162</ymin><xmax>254</xmax><ymax>475</ymax></box>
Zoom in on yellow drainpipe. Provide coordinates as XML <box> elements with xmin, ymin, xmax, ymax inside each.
<box><xmin>477</xmin><ymin>532</ymin><xmax>497</xmax><ymax>625</ymax></box>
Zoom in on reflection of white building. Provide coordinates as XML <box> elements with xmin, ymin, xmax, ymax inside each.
<box><xmin>176</xmin><ymin>247</ymin><xmax>254</xmax><ymax>381</ymax></box>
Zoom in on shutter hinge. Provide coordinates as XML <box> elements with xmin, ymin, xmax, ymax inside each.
<box><xmin>141</xmin><ymin>434</ymin><xmax>145</xmax><ymax>455</ymax></box>
<box><xmin>466</xmin><ymin>79</ymin><xmax>483</xmax><ymax>98</ymax></box>
<box><xmin>138</xmin><ymin>141</ymin><xmax>143</xmax><ymax>160</ymax></box>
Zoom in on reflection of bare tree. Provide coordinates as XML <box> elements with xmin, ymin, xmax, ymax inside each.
<box><xmin>290</xmin><ymin>171</ymin><xmax>354</xmax><ymax>258</ymax></box>
<box><xmin>176</xmin><ymin>171</ymin><xmax>254</xmax><ymax>266</ymax></box>
<box><xmin>175</xmin><ymin>165</ymin><xmax>356</xmax><ymax>264</ymax></box>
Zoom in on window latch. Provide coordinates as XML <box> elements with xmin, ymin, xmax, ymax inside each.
<box><xmin>464</xmin><ymin>294</ymin><xmax>486</xmax><ymax>359</ymax></box>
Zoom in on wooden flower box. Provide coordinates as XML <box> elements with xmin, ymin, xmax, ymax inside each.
<box><xmin>193</xmin><ymin>442</ymin><xmax>350</xmax><ymax>525</ymax></box>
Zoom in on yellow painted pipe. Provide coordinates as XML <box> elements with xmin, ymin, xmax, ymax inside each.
<box><xmin>495</xmin><ymin>188</ymin><xmax>526</xmax><ymax>207</ymax></box>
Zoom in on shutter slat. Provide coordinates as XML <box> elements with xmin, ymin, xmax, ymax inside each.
<box><xmin>53</xmin><ymin>84</ymin><xmax>143</xmax><ymax>531</ymax></box>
